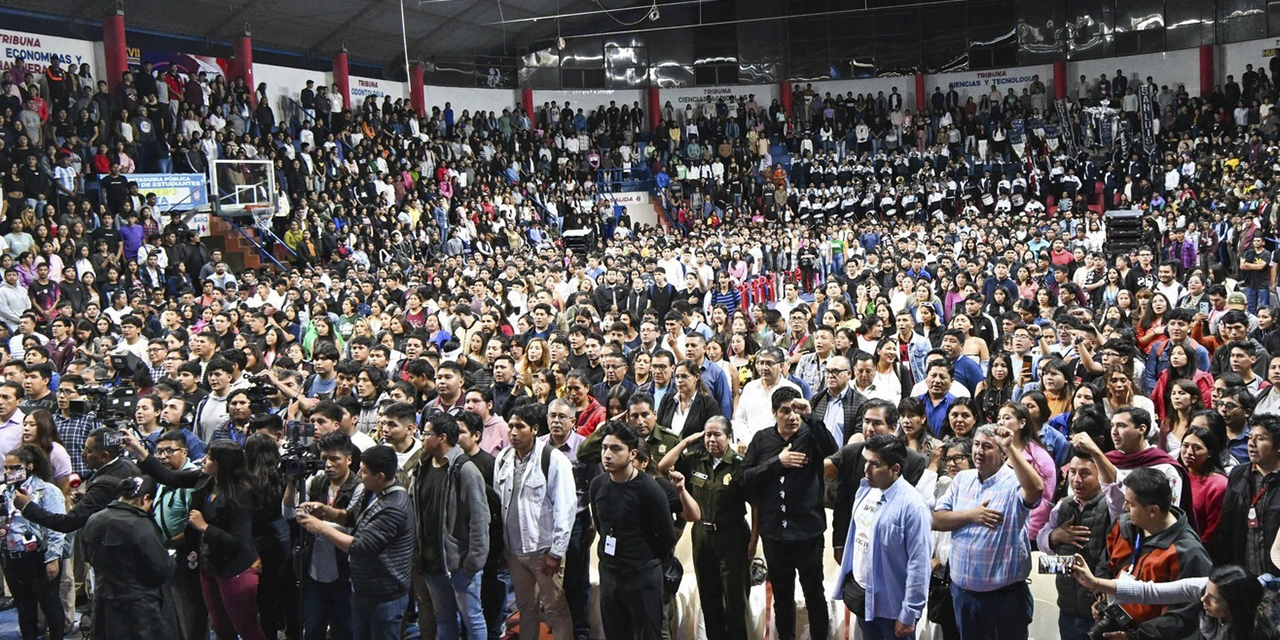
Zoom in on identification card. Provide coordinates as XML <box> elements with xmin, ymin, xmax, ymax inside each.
<box><xmin>1249</xmin><ymin>507</ymin><xmax>1260</xmax><ymax>529</ymax></box>
<box><xmin>603</xmin><ymin>535</ymin><xmax>617</xmax><ymax>556</ymax></box>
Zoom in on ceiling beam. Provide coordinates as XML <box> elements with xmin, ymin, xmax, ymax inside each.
<box><xmin>202</xmin><ymin>0</ymin><xmax>269</xmax><ymax>40</ymax></box>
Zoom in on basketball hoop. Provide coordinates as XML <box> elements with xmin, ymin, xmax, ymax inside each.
<box><xmin>244</xmin><ymin>204</ymin><xmax>274</xmax><ymax>231</ymax></box>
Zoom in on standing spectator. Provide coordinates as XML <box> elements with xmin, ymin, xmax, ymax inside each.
<box><xmin>79</xmin><ymin>475</ymin><xmax>176</xmax><ymax>639</ymax></box>
<box><xmin>285</xmin><ymin>432</ymin><xmax>360</xmax><ymax>640</ymax></box>
<box><xmin>1</xmin><ymin>444</ymin><xmax>66</xmax><ymax>640</ymax></box>
<box><xmin>1215</xmin><ymin>413</ymin><xmax>1280</xmax><ymax>575</ymax></box>
<box><xmin>831</xmin><ymin>434</ymin><xmax>933</xmax><ymax>640</ymax></box>
<box><xmin>738</xmin><ymin>386</ymin><xmax>837</xmax><ymax>640</ymax></box>
<box><xmin>657</xmin><ymin>416</ymin><xmax>753</xmax><ymax>640</ymax></box>
<box><xmin>298</xmin><ymin>445</ymin><xmax>416</xmax><ymax>640</ymax></box>
<box><xmin>1037</xmin><ymin>440</ymin><xmax>1117</xmax><ymax>640</ymax></box>
<box><xmin>495</xmin><ymin>404</ymin><xmax>576</xmax><ymax>640</ymax></box>
<box><xmin>1241</xmin><ymin>234</ymin><xmax>1272</xmax><ymax>314</ymax></box>
<box><xmin>413</xmin><ymin>411</ymin><xmax>491</xmax><ymax>640</ymax></box>
<box><xmin>588</xmin><ymin>421</ymin><xmax>676</xmax><ymax>640</ymax></box>
<box><xmin>933</xmin><ymin>424</ymin><xmax>1044</xmax><ymax>640</ymax></box>
<box><xmin>152</xmin><ymin>430</ymin><xmax>208</xmax><ymax>640</ymax></box>
<box><xmin>1096</xmin><ymin>468</ymin><xmax>1214</xmax><ymax>639</ymax></box>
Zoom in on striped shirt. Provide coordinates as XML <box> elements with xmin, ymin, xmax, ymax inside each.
<box><xmin>937</xmin><ymin>465</ymin><xmax>1039</xmax><ymax>592</ymax></box>
<box><xmin>707</xmin><ymin>287</ymin><xmax>742</xmax><ymax>312</ymax></box>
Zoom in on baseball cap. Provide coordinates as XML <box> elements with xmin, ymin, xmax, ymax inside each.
<box><xmin>1226</xmin><ymin>291</ymin><xmax>1247</xmax><ymax>309</ymax></box>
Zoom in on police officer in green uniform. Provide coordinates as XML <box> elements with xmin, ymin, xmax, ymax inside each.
<box><xmin>578</xmin><ymin>392</ymin><xmax>680</xmax><ymax>472</ymax></box>
<box><xmin>657</xmin><ymin>415</ymin><xmax>754</xmax><ymax>640</ymax></box>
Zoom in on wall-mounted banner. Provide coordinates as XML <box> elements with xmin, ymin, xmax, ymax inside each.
<box><xmin>130</xmin><ymin>173</ymin><xmax>208</xmax><ymax>212</ymax></box>
<box><xmin>0</xmin><ymin>30</ymin><xmax>97</xmax><ymax>75</ymax></box>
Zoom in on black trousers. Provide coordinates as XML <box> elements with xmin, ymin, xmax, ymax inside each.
<box><xmin>598</xmin><ymin>561</ymin><xmax>663</xmax><ymax>640</ymax></box>
<box><xmin>691</xmin><ymin>524</ymin><xmax>749</xmax><ymax>640</ymax></box>
<box><xmin>4</xmin><ymin>551</ymin><xmax>65</xmax><ymax>640</ymax></box>
<box><xmin>762</xmin><ymin>536</ymin><xmax>828</xmax><ymax>640</ymax></box>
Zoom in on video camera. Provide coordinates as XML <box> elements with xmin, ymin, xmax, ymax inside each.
<box><xmin>73</xmin><ymin>386</ymin><xmax>139</xmax><ymax>432</ymax></box>
<box><xmin>279</xmin><ymin>419</ymin><xmax>324</xmax><ymax>477</ymax></box>
<box><xmin>242</xmin><ymin>373</ymin><xmax>279</xmax><ymax>413</ymax></box>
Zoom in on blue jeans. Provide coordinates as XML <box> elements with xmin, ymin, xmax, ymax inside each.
<box><xmin>856</xmin><ymin>616</ymin><xmax>900</xmax><ymax>640</ymax></box>
<box><xmin>1246</xmin><ymin>286</ymin><xmax>1270</xmax><ymax>315</ymax></box>
<box><xmin>350</xmin><ymin>593</ymin><xmax>407</xmax><ymax>640</ymax></box>
<box><xmin>950</xmin><ymin>581</ymin><xmax>1032</xmax><ymax>640</ymax></box>
<box><xmin>424</xmin><ymin>570</ymin><xmax>486</xmax><ymax>640</ymax></box>
<box><xmin>1058</xmin><ymin>612</ymin><xmax>1094</xmax><ymax>640</ymax></box>
<box><xmin>301</xmin><ymin>578</ymin><xmax>352</xmax><ymax>640</ymax></box>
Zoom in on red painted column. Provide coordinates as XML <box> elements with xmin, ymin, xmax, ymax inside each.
<box><xmin>522</xmin><ymin>87</ymin><xmax>534</xmax><ymax>124</ymax></box>
<box><xmin>780</xmin><ymin>81</ymin><xmax>792</xmax><ymax>117</ymax></box>
<box><xmin>1200</xmin><ymin>44</ymin><xmax>1215</xmax><ymax>97</ymax></box>
<box><xmin>647</xmin><ymin>85</ymin><xmax>661</xmax><ymax>130</ymax></box>
<box><xmin>1053</xmin><ymin>59</ymin><xmax>1067</xmax><ymax>100</ymax></box>
<box><xmin>409</xmin><ymin>62</ymin><xmax>425</xmax><ymax>117</ymax></box>
<box><xmin>332</xmin><ymin>51</ymin><xmax>350</xmax><ymax>110</ymax></box>
<box><xmin>914</xmin><ymin>73</ymin><xmax>926</xmax><ymax>113</ymax></box>
<box><xmin>233</xmin><ymin>33</ymin><xmax>254</xmax><ymax>103</ymax></box>
<box><xmin>102</xmin><ymin>10</ymin><xmax>128</xmax><ymax>93</ymax></box>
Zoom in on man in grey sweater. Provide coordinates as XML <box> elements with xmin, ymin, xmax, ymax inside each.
<box><xmin>298</xmin><ymin>444</ymin><xmax>416</xmax><ymax>640</ymax></box>
<box><xmin>413</xmin><ymin>411</ymin><xmax>492</xmax><ymax>640</ymax></box>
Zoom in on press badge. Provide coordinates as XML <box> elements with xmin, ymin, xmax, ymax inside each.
<box><xmin>1249</xmin><ymin>507</ymin><xmax>1260</xmax><ymax>529</ymax></box>
<box><xmin>604</xmin><ymin>535</ymin><xmax>617</xmax><ymax>556</ymax></box>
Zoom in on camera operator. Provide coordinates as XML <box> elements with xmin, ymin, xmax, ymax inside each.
<box><xmin>146</xmin><ymin>397</ymin><xmax>208</xmax><ymax>461</ymax></box>
<box><xmin>152</xmin><ymin>430</ymin><xmax>208</xmax><ymax>640</ymax></box>
<box><xmin>283</xmin><ymin>431</ymin><xmax>361</xmax><ymax>640</ymax></box>
<box><xmin>257</xmin><ymin>368</ymin><xmax>306</xmax><ymax>420</ymax></box>
<box><xmin>53</xmin><ymin>374</ymin><xmax>98</xmax><ymax>477</ymax></box>
<box><xmin>13</xmin><ymin>427</ymin><xmax>142</xmax><ymax>532</ymax></box>
<box><xmin>210</xmin><ymin>389</ymin><xmax>254</xmax><ymax>446</ymax></box>
<box><xmin>1092</xmin><ymin>468</ymin><xmax>1213</xmax><ymax>640</ymax></box>
<box><xmin>297</xmin><ymin>445</ymin><xmax>415</xmax><ymax>640</ymax></box>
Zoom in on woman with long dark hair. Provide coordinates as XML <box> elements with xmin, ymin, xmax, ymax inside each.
<box><xmin>974</xmin><ymin>353</ymin><xmax>1015</xmax><ymax>423</ymax></box>
<box><xmin>2</xmin><ymin>444</ymin><xmax>66</xmax><ymax>640</ymax></box>
<box><xmin>658</xmin><ymin>359</ymin><xmax>721</xmax><ymax>438</ymax></box>
<box><xmin>21</xmin><ymin>409</ymin><xmax>73</xmax><ymax>493</ymax></box>
<box><xmin>1072</xmin><ymin>562</ymin><xmax>1280</xmax><ymax>640</ymax></box>
<box><xmin>245</xmin><ymin>430</ymin><xmax>297</xmax><ymax>640</ymax></box>
<box><xmin>124</xmin><ymin>435</ymin><xmax>267</xmax><ymax>640</ymax></box>
<box><xmin>997</xmin><ymin>401</ymin><xmax>1056</xmax><ymax>542</ymax></box>
<box><xmin>1180</xmin><ymin>426</ymin><xmax>1228</xmax><ymax>548</ymax></box>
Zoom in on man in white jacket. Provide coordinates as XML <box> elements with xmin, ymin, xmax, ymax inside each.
<box><xmin>494</xmin><ymin>403</ymin><xmax>577</xmax><ymax>640</ymax></box>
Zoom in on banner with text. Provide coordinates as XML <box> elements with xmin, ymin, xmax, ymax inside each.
<box><xmin>130</xmin><ymin>173</ymin><xmax>208</xmax><ymax>212</ymax></box>
<box><xmin>661</xmin><ymin>84</ymin><xmax>779</xmax><ymax>107</ymax></box>
<box><xmin>349</xmin><ymin>76</ymin><xmax>406</xmax><ymax>104</ymax></box>
<box><xmin>0</xmin><ymin>29</ymin><xmax>98</xmax><ymax>76</ymax></box>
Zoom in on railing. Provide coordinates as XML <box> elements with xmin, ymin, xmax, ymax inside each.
<box><xmin>223</xmin><ymin>215</ymin><xmax>288</xmax><ymax>272</ymax></box>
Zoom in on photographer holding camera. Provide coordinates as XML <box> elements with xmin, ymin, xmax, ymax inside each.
<box><xmin>283</xmin><ymin>431</ymin><xmax>361</xmax><ymax>640</ymax></box>
<box><xmin>1089</xmin><ymin>468</ymin><xmax>1213</xmax><ymax>640</ymax></box>
<box><xmin>13</xmin><ymin>427</ymin><xmax>141</xmax><ymax>532</ymax></box>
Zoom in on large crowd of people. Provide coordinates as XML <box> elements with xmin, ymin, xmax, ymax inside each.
<box><xmin>2</xmin><ymin>46</ymin><xmax>1280</xmax><ymax>640</ymax></box>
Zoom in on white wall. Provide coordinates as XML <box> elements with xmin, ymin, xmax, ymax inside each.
<box><xmin>806</xmin><ymin>76</ymin><xmax>916</xmax><ymax>112</ymax></box>
<box><xmin>535</xmin><ymin>88</ymin><xmax>645</xmax><ymax>113</ymax></box>
<box><xmin>256</xmin><ymin>62</ymin><xmax>329</xmax><ymax>119</ymax></box>
<box><xmin>427</xmin><ymin>85</ymin><xmax>519</xmax><ymax>115</ymax></box>
<box><xmin>1069</xmin><ymin>48</ymin><xmax>1200</xmax><ymax>95</ymax></box>
<box><xmin>1219</xmin><ymin>37</ymin><xmax>1279</xmax><ymax>85</ymax></box>
<box><xmin>929</xmin><ymin>63</ymin><xmax>1055</xmax><ymax>104</ymax></box>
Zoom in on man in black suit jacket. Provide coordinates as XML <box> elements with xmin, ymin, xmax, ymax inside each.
<box><xmin>809</xmin><ymin>355</ymin><xmax>867</xmax><ymax>445</ymax></box>
<box><xmin>15</xmin><ymin>427</ymin><xmax>142</xmax><ymax>532</ymax></box>
<box><xmin>823</xmin><ymin>399</ymin><xmax>928</xmax><ymax>561</ymax></box>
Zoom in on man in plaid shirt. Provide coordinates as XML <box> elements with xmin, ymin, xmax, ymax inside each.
<box><xmin>54</xmin><ymin>375</ymin><xmax>100</xmax><ymax>477</ymax></box>
<box><xmin>933</xmin><ymin>423</ymin><xmax>1044</xmax><ymax>640</ymax></box>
